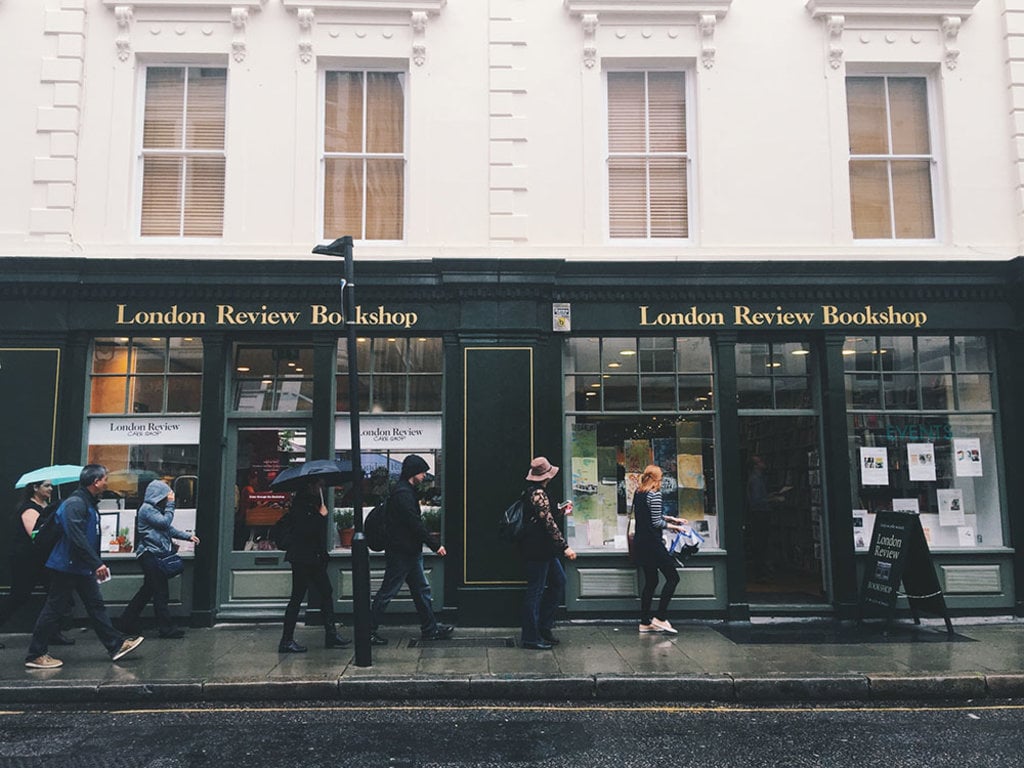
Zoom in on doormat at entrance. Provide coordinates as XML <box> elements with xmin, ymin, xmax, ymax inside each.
<box><xmin>712</xmin><ymin>622</ymin><xmax>975</xmax><ymax>645</ymax></box>
<box><xmin>407</xmin><ymin>637</ymin><xmax>517</xmax><ymax>649</ymax></box>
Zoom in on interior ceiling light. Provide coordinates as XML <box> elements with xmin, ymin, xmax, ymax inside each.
<box><xmin>608</xmin><ymin>362</ymin><xmax>622</xmax><ymax>368</ymax></box>
<box><xmin>791</xmin><ymin>349</ymin><xmax>810</xmax><ymax>356</ymax></box>
<box><xmin>619</xmin><ymin>350</ymin><xmax>636</xmax><ymax>356</ymax></box>
<box><xmin>236</xmin><ymin>366</ymin><xmax>250</xmax><ymax>372</ymax></box>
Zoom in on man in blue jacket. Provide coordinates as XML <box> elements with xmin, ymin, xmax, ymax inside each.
<box><xmin>369</xmin><ymin>455</ymin><xmax>453</xmax><ymax>645</ymax></box>
<box><xmin>25</xmin><ymin>464</ymin><xmax>144</xmax><ymax>669</ymax></box>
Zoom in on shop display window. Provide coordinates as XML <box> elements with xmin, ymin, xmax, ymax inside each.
<box><xmin>233</xmin><ymin>346</ymin><xmax>314</xmax><ymax>412</ymax></box>
<box><xmin>846</xmin><ymin>336</ymin><xmax>1004</xmax><ymax>549</ymax></box>
<box><xmin>91</xmin><ymin>337</ymin><xmax>202</xmax><ymax>414</ymax></box>
<box><xmin>564</xmin><ymin>337</ymin><xmax>718</xmax><ymax>552</ymax></box>
<box><xmin>336</xmin><ymin>337</ymin><xmax>442</xmax><ymax>413</ymax></box>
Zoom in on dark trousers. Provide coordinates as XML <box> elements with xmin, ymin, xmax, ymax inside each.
<box><xmin>282</xmin><ymin>560</ymin><xmax>336</xmax><ymax>641</ymax></box>
<box><xmin>371</xmin><ymin>551</ymin><xmax>437</xmax><ymax>634</ymax></box>
<box><xmin>120</xmin><ymin>551</ymin><xmax>174</xmax><ymax>634</ymax></box>
<box><xmin>0</xmin><ymin>552</ymin><xmax>72</xmax><ymax>630</ymax></box>
<box><xmin>27</xmin><ymin>570</ymin><xmax>124</xmax><ymax>659</ymax></box>
<box><xmin>521</xmin><ymin>557</ymin><xmax>565</xmax><ymax>643</ymax></box>
<box><xmin>639</xmin><ymin>550</ymin><xmax>681</xmax><ymax>624</ymax></box>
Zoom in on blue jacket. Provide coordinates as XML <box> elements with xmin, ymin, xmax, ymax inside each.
<box><xmin>135</xmin><ymin>480</ymin><xmax>190</xmax><ymax>557</ymax></box>
<box><xmin>46</xmin><ymin>487</ymin><xmax>103</xmax><ymax>576</ymax></box>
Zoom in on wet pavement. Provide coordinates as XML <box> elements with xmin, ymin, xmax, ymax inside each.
<box><xmin>1</xmin><ymin>617</ymin><xmax>1023</xmax><ymax>704</ymax></box>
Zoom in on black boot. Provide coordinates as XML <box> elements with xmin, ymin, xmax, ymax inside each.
<box><xmin>325</xmin><ymin>624</ymin><xmax>351</xmax><ymax>648</ymax></box>
<box><xmin>278</xmin><ymin>639</ymin><xmax>307</xmax><ymax>653</ymax></box>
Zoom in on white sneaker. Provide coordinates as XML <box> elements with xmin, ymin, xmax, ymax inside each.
<box><xmin>651</xmin><ymin>618</ymin><xmax>678</xmax><ymax>635</ymax></box>
<box><xmin>639</xmin><ymin>623</ymin><xmax>658</xmax><ymax>633</ymax></box>
<box><xmin>25</xmin><ymin>654</ymin><xmax>63</xmax><ymax>669</ymax></box>
<box><xmin>112</xmin><ymin>635</ymin><xmax>144</xmax><ymax>662</ymax></box>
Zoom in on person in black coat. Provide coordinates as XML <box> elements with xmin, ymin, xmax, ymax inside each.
<box><xmin>278</xmin><ymin>477</ymin><xmax>350</xmax><ymax>653</ymax></box>
<box><xmin>369</xmin><ymin>454</ymin><xmax>453</xmax><ymax>646</ymax></box>
<box><xmin>518</xmin><ymin>457</ymin><xmax>577</xmax><ymax>650</ymax></box>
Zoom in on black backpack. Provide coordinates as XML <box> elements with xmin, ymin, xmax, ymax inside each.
<box><xmin>364</xmin><ymin>496</ymin><xmax>389</xmax><ymax>552</ymax></box>
<box><xmin>33</xmin><ymin>501</ymin><xmax>64</xmax><ymax>558</ymax></box>
<box><xmin>498</xmin><ymin>492</ymin><xmax>527</xmax><ymax>544</ymax></box>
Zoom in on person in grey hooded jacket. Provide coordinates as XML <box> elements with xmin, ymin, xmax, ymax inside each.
<box><xmin>119</xmin><ymin>480</ymin><xmax>199</xmax><ymax>638</ymax></box>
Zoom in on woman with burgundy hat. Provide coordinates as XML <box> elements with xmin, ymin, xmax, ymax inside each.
<box><xmin>519</xmin><ymin>456</ymin><xmax>576</xmax><ymax>650</ymax></box>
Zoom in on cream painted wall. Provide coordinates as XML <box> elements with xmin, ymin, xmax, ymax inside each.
<box><xmin>0</xmin><ymin>0</ymin><xmax>1018</xmax><ymax>261</ymax></box>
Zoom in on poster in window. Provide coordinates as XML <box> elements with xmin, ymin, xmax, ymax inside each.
<box><xmin>852</xmin><ymin>509</ymin><xmax>873</xmax><ymax>552</ymax></box>
<box><xmin>953</xmin><ymin>438</ymin><xmax>983</xmax><ymax>477</ymax></box>
<box><xmin>957</xmin><ymin>525</ymin><xmax>976</xmax><ymax>547</ymax></box>
<box><xmin>860</xmin><ymin>447</ymin><xmax>889</xmax><ymax>486</ymax></box>
<box><xmin>936</xmin><ymin>488</ymin><xmax>965</xmax><ymax>526</ymax></box>
<box><xmin>99</xmin><ymin>513</ymin><xmax>119</xmax><ymax>553</ymax></box>
<box><xmin>623</xmin><ymin>440</ymin><xmax>651</xmax><ymax>474</ymax></box>
<box><xmin>907</xmin><ymin>443</ymin><xmax>936</xmax><ymax>482</ymax></box>
<box><xmin>892</xmin><ymin>497</ymin><xmax>920</xmax><ymax>514</ymax></box>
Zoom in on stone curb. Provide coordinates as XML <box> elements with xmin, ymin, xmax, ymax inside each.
<box><xmin>0</xmin><ymin>673</ymin><xmax>1022</xmax><ymax>705</ymax></box>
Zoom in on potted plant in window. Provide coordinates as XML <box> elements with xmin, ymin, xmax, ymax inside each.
<box><xmin>421</xmin><ymin>505</ymin><xmax>442</xmax><ymax>542</ymax></box>
<box><xmin>333</xmin><ymin>508</ymin><xmax>355</xmax><ymax>548</ymax></box>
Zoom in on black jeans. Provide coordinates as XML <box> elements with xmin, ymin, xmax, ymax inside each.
<box><xmin>371</xmin><ymin>551</ymin><xmax>437</xmax><ymax>634</ymax></box>
<box><xmin>27</xmin><ymin>569</ymin><xmax>124</xmax><ymax>659</ymax></box>
<box><xmin>120</xmin><ymin>551</ymin><xmax>174</xmax><ymax>634</ymax></box>
<box><xmin>639</xmin><ymin>548</ymin><xmax>680</xmax><ymax>624</ymax></box>
<box><xmin>282</xmin><ymin>560</ymin><xmax>336</xmax><ymax>640</ymax></box>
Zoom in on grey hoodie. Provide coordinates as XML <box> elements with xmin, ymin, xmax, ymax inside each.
<box><xmin>135</xmin><ymin>480</ymin><xmax>190</xmax><ymax>556</ymax></box>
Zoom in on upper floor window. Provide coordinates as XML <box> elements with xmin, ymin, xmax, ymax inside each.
<box><xmin>140</xmin><ymin>66</ymin><xmax>227</xmax><ymax>237</ymax></box>
<box><xmin>846</xmin><ymin>76</ymin><xmax>935</xmax><ymax>240</ymax></box>
<box><xmin>91</xmin><ymin>337</ymin><xmax>203</xmax><ymax>414</ymax></box>
<box><xmin>323</xmin><ymin>71</ymin><xmax>405</xmax><ymax>241</ymax></box>
<box><xmin>607</xmin><ymin>71</ymin><xmax>689</xmax><ymax>239</ymax></box>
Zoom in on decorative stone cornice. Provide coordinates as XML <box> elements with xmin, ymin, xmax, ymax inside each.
<box><xmin>283</xmin><ymin>0</ymin><xmax>446</xmax><ymax>66</ymax></box>
<box><xmin>806</xmin><ymin>0</ymin><xmax>978</xmax><ymax>71</ymax></box>
<box><xmin>564</xmin><ymin>0</ymin><xmax>732</xmax><ymax>69</ymax></box>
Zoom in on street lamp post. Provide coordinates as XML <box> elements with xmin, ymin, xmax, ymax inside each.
<box><xmin>312</xmin><ymin>235</ymin><xmax>372</xmax><ymax>666</ymax></box>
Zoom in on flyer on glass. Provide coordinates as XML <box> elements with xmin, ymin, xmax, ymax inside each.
<box><xmin>936</xmin><ymin>488</ymin><xmax>965</xmax><ymax>526</ymax></box>
<box><xmin>892</xmin><ymin>497</ymin><xmax>920</xmax><ymax>514</ymax></box>
<box><xmin>954</xmin><ymin>438</ymin><xmax>983</xmax><ymax>477</ymax></box>
<box><xmin>859</xmin><ymin>447</ymin><xmax>889</xmax><ymax>486</ymax></box>
<box><xmin>907</xmin><ymin>443</ymin><xmax>936</xmax><ymax>482</ymax></box>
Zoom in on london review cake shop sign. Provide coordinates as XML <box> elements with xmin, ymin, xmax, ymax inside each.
<box><xmin>638</xmin><ymin>304</ymin><xmax>928</xmax><ymax>328</ymax></box>
<box><xmin>114</xmin><ymin>303</ymin><xmax>418</xmax><ymax>329</ymax></box>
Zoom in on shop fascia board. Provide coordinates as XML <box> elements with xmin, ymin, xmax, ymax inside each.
<box><xmin>805</xmin><ymin>0</ymin><xmax>979</xmax><ymax>19</ymax></box>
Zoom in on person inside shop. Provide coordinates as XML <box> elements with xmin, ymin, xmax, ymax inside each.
<box><xmin>278</xmin><ymin>476</ymin><xmax>351</xmax><ymax>653</ymax></box>
<box><xmin>369</xmin><ymin>454</ymin><xmax>453</xmax><ymax>646</ymax></box>
<box><xmin>118</xmin><ymin>479</ymin><xmax>200</xmax><ymax>639</ymax></box>
<box><xmin>746</xmin><ymin>455</ymin><xmax>783</xmax><ymax>582</ymax></box>
<box><xmin>518</xmin><ymin>456</ymin><xmax>576</xmax><ymax>650</ymax></box>
<box><xmin>632</xmin><ymin>464</ymin><xmax>689</xmax><ymax>635</ymax></box>
<box><xmin>0</xmin><ymin>480</ymin><xmax>76</xmax><ymax>650</ymax></box>
<box><xmin>25</xmin><ymin>464</ymin><xmax>144</xmax><ymax>669</ymax></box>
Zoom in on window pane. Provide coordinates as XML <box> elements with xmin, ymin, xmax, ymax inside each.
<box><xmin>737</xmin><ymin>377</ymin><xmax>771</xmax><ymax>409</ymax></box>
<box><xmin>325</xmin><ymin>72</ymin><xmax>363</xmax><ymax>153</ymax></box>
<box><xmin>649</xmin><ymin>157</ymin><xmax>687</xmax><ymax>238</ymax></box>
<box><xmin>570</xmin><ymin>375</ymin><xmax>602</xmax><ymax>411</ymax></box>
<box><xmin>603</xmin><ymin>375</ymin><xmax>638</xmax><ymax>410</ymax></box>
<box><xmin>141</xmin><ymin>157</ymin><xmax>183</xmax><ymax>237</ymax></box>
<box><xmin>185</xmin><ymin>68</ymin><xmax>226</xmax><ymax>150</ymax></box>
<box><xmin>958</xmin><ymin>374</ymin><xmax>992</xmax><ymax>410</ymax></box>
<box><xmin>891</xmin><ymin>160</ymin><xmax>934</xmax><ymax>239</ymax></box>
<box><xmin>774</xmin><ymin>343</ymin><xmax>810</xmax><ymax>375</ymax></box>
<box><xmin>133</xmin><ymin>340</ymin><xmax>166</xmax><ymax>374</ymax></box>
<box><xmin>917</xmin><ymin>337</ymin><xmax>951</xmax><ymax>372</ymax></box>
<box><xmin>847</xmin><ymin>77</ymin><xmax>888</xmax><ymax>154</ymax></box>
<box><xmin>638</xmin><ymin>337</ymin><xmax>674</xmax><ymax>373</ymax></box>
<box><xmin>677</xmin><ymin>338</ymin><xmax>712</xmax><ymax>372</ymax></box>
<box><xmin>336</xmin><ymin>374</ymin><xmax>370</xmax><ymax>413</ymax></box>
<box><xmin>679</xmin><ymin>374</ymin><xmax>713</xmax><ymax>410</ymax></box>
<box><xmin>373</xmin><ymin>338</ymin><xmax>407</xmax><ymax>373</ymax></box>
<box><xmin>922</xmin><ymin>375</ymin><xmax>953</xmax><ymax>410</ymax></box>
<box><xmin>774</xmin><ymin>377</ymin><xmax>810</xmax><ymax>408</ymax></box>
<box><xmin>93</xmin><ymin>338</ymin><xmax>131</xmax><ymax>374</ymax></box>
<box><xmin>647</xmin><ymin>72</ymin><xmax>686</xmax><ymax>153</ymax></box>
<box><xmin>843</xmin><ymin>336</ymin><xmax>877</xmax><ymax>372</ymax></box>
<box><xmin>608</xmin><ymin>157</ymin><xmax>647</xmax><ymax>238</ymax></box>
<box><xmin>143</xmin><ymin>68</ymin><xmax>185</xmax><ymax>149</ymax></box>
<box><xmin>90</xmin><ymin>377</ymin><xmax>127</xmax><ymax>414</ymax></box>
<box><xmin>408</xmin><ymin>375</ymin><xmax>442</xmax><ymax>411</ymax></box>
<box><xmin>409</xmin><ymin>337</ymin><xmax>442</xmax><ymax>372</ymax></box>
<box><xmin>183</xmin><ymin>156</ymin><xmax>225</xmax><ymax>237</ymax></box>
<box><xmin>888</xmin><ymin>78</ymin><xmax>929</xmax><ymax>155</ymax></box>
<box><xmin>129</xmin><ymin>376</ymin><xmax>164</xmax><ymax>413</ymax></box>
<box><xmin>603</xmin><ymin>339</ymin><xmax>638</xmax><ymax>373</ymax></box>
<box><xmin>847</xmin><ymin>373</ymin><xmax>881</xmax><ymax>409</ymax></box>
<box><xmin>168</xmin><ymin>338</ymin><xmax>203</xmax><ymax>374</ymax></box>
<box><xmin>235</xmin><ymin>347</ymin><xmax>275</xmax><ymax>378</ymax></box>
<box><xmin>735</xmin><ymin>343</ymin><xmax>770</xmax><ymax>376</ymax></box>
<box><xmin>640</xmin><ymin>374</ymin><xmax>675</xmax><ymax>410</ymax></box>
<box><xmin>607</xmin><ymin>73</ymin><xmax>645</xmax><ymax>152</ymax></box>
<box><xmin>567</xmin><ymin>337</ymin><xmax>600</xmax><ymax>373</ymax></box>
<box><xmin>372</xmin><ymin>375</ymin><xmax>406</xmax><ymax>411</ymax></box>
<box><xmin>850</xmin><ymin>160</ymin><xmax>892</xmax><ymax>238</ymax></box>
<box><xmin>365</xmin><ymin>158</ymin><xmax>404</xmax><ymax>240</ymax></box>
<box><xmin>882</xmin><ymin>336</ymin><xmax>915</xmax><ymax>372</ymax></box>
<box><xmin>166</xmin><ymin>375</ymin><xmax>202</xmax><ymax>412</ymax></box>
<box><xmin>366</xmin><ymin>72</ymin><xmax>404</xmax><ymax>154</ymax></box>
<box><xmin>883</xmin><ymin>374</ymin><xmax>918</xmax><ymax>409</ymax></box>
<box><xmin>324</xmin><ymin>158</ymin><xmax>363</xmax><ymax>239</ymax></box>
<box><xmin>954</xmin><ymin>336</ymin><xmax>989</xmax><ymax>371</ymax></box>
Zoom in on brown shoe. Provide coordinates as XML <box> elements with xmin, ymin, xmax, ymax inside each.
<box><xmin>111</xmin><ymin>635</ymin><xmax>144</xmax><ymax>662</ymax></box>
<box><xmin>25</xmin><ymin>654</ymin><xmax>63</xmax><ymax>669</ymax></box>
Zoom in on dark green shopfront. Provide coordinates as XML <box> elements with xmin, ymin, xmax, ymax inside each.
<box><xmin>2</xmin><ymin>256</ymin><xmax>1022</xmax><ymax>630</ymax></box>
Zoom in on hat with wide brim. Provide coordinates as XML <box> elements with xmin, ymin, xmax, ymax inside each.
<box><xmin>526</xmin><ymin>457</ymin><xmax>559</xmax><ymax>482</ymax></box>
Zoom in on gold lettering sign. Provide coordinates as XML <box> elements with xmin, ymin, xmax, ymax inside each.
<box><xmin>114</xmin><ymin>303</ymin><xmax>418</xmax><ymax>329</ymax></box>
<box><xmin>638</xmin><ymin>304</ymin><xmax>928</xmax><ymax>329</ymax></box>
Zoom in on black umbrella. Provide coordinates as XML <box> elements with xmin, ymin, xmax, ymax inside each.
<box><xmin>269</xmin><ymin>459</ymin><xmax>359</xmax><ymax>492</ymax></box>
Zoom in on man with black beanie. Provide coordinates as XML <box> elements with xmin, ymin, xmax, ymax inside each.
<box><xmin>369</xmin><ymin>454</ymin><xmax>454</xmax><ymax>645</ymax></box>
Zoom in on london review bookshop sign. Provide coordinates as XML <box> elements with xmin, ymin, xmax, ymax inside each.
<box><xmin>112</xmin><ymin>302</ymin><xmax>421</xmax><ymax>330</ymax></box>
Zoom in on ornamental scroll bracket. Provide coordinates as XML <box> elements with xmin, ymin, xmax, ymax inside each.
<box><xmin>114</xmin><ymin>5</ymin><xmax>133</xmax><ymax>62</ymax></box>
<box><xmin>941</xmin><ymin>15</ymin><xmax>961</xmax><ymax>70</ymax></box>
<box><xmin>698</xmin><ymin>13</ymin><xmax>716</xmax><ymax>69</ymax></box>
<box><xmin>826</xmin><ymin>14</ymin><xmax>844</xmax><ymax>69</ymax></box>
<box><xmin>297</xmin><ymin>7</ymin><xmax>314</xmax><ymax>64</ymax></box>
<box><xmin>232</xmin><ymin>7</ymin><xmax>249</xmax><ymax>62</ymax></box>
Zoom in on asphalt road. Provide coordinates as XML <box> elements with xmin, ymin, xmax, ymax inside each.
<box><xmin>1</xmin><ymin>700</ymin><xmax>1022</xmax><ymax>768</ymax></box>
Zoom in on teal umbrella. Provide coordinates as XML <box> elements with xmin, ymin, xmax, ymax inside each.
<box><xmin>15</xmin><ymin>464</ymin><xmax>85</xmax><ymax>489</ymax></box>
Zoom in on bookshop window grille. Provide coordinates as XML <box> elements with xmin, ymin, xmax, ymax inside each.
<box><xmin>563</xmin><ymin>337</ymin><xmax>719</xmax><ymax>552</ymax></box>
<box><xmin>845</xmin><ymin>335</ymin><xmax>1003</xmax><ymax>548</ymax></box>
<box><xmin>337</xmin><ymin>337</ymin><xmax>442</xmax><ymax>413</ymax></box>
<box><xmin>735</xmin><ymin>342</ymin><xmax>814</xmax><ymax>410</ymax></box>
<box><xmin>232</xmin><ymin>346</ymin><xmax>315</xmax><ymax>412</ymax></box>
<box><xmin>90</xmin><ymin>337</ymin><xmax>203</xmax><ymax>414</ymax></box>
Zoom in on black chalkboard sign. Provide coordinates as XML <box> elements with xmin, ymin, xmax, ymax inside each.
<box><xmin>859</xmin><ymin>511</ymin><xmax>953</xmax><ymax>634</ymax></box>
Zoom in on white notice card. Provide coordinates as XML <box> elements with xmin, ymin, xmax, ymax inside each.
<box><xmin>954</xmin><ymin>438</ymin><xmax>983</xmax><ymax>477</ymax></box>
<box><xmin>907</xmin><ymin>443</ymin><xmax>936</xmax><ymax>482</ymax></box>
<box><xmin>936</xmin><ymin>488</ymin><xmax>966</xmax><ymax>526</ymax></box>
<box><xmin>892</xmin><ymin>497</ymin><xmax>920</xmax><ymax>514</ymax></box>
<box><xmin>860</xmin><ymin>447</ymin><xmax>889</xmax><ymax>486</ymax></box>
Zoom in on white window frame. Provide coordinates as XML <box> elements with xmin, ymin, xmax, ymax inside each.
<box><xmin>134</xmin><ymin>62</ymin><xmax>228</xmax><ymax>242</ymax></box>
<box><xmin>317</xmin><ymin>67</ymin><xmax>408</xmax><ymax>245</ymax></box>
<box><xmin>844</xmin><ymin>70</ymin><xmax>943</xmax><ymax>245</ymax></box>
<box><xmin>603</xmin><ymin>66</ymin><xmax>694</xmax><ymax>245</ymax></box>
